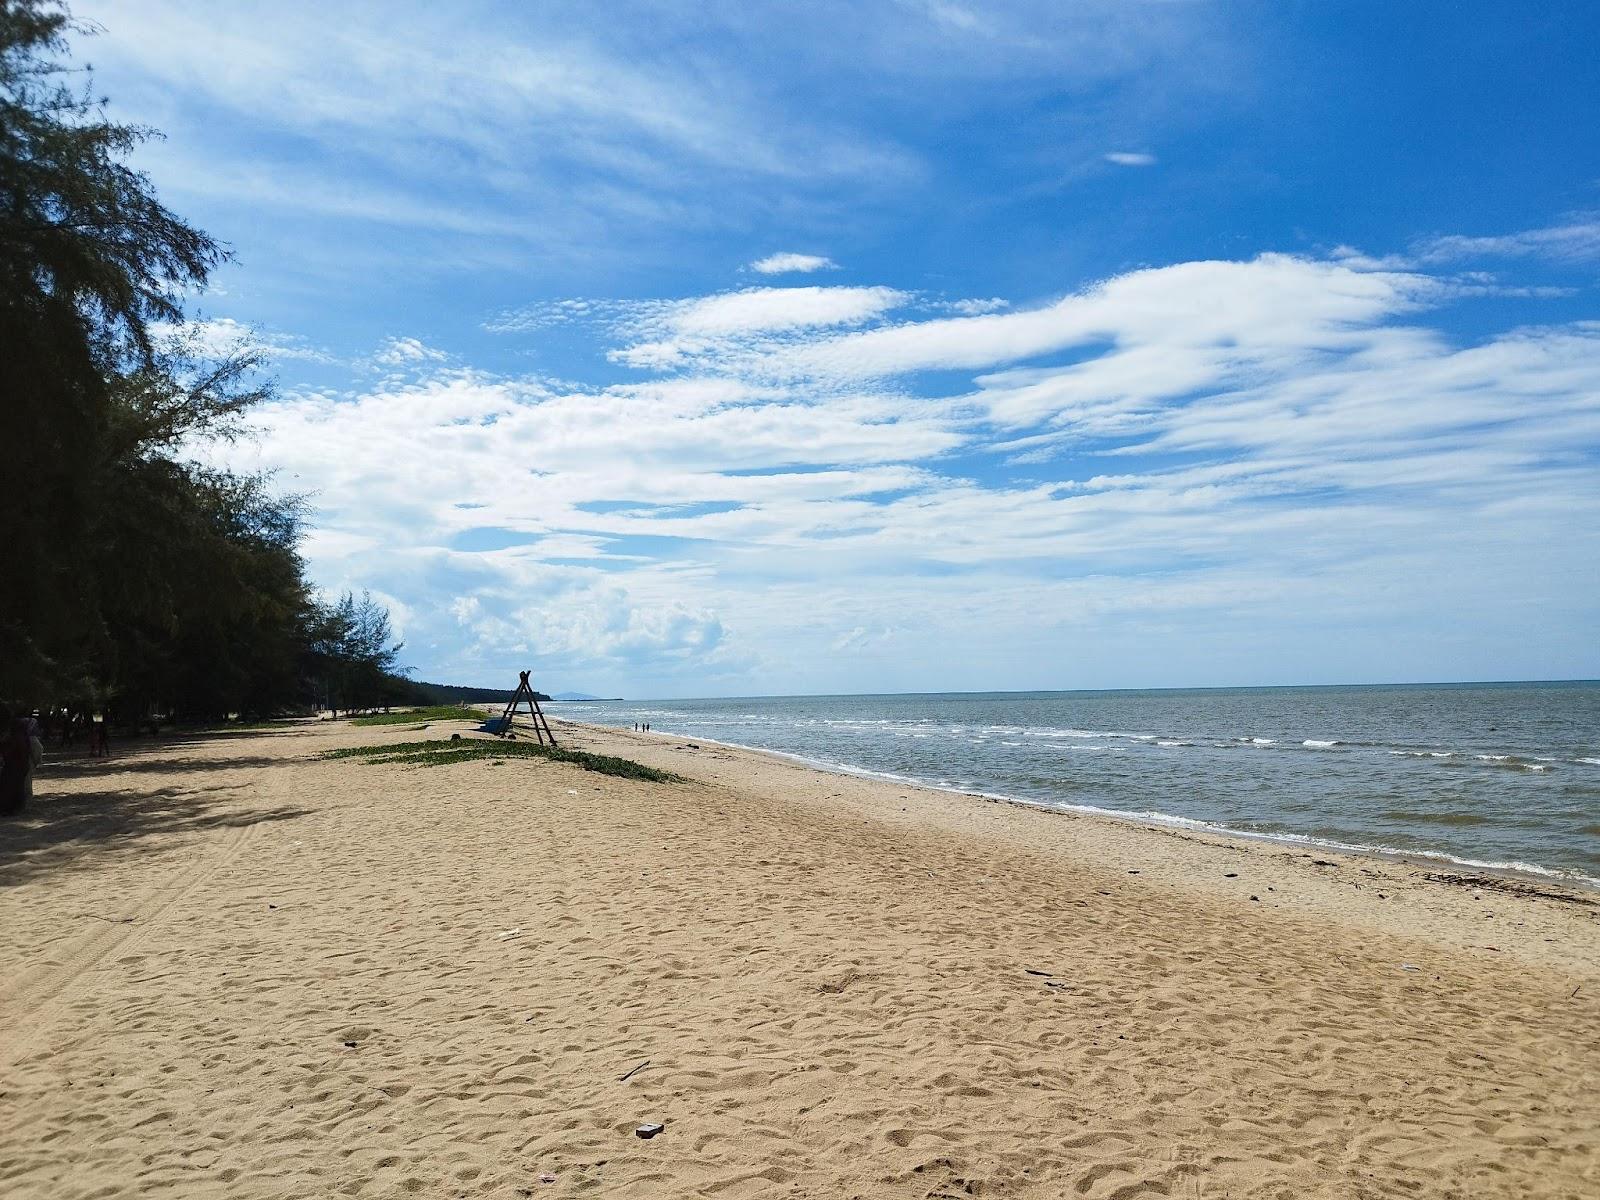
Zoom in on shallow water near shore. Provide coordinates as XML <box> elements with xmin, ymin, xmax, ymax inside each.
<box><xmin>554</xmin><ymin>682</ymin><xmax>1600</xmax><ymax>884</ymax></box>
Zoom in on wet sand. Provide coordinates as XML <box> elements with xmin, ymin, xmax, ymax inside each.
<box><xmin>1</xmin><ymin>715</ymin><xmax>1596</xmax><ymax>1198</ymax></box>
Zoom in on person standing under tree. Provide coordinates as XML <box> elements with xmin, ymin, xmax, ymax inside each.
<box><xmin>20</xmin><ymin>712</ymin><xmax>43</xmax><ymax>802</ymax></box>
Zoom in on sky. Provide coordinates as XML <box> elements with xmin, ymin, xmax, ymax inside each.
<box><xmin>75</xmin><ymin>0</ymin><xmax>1600</xmax><ymax>697</ymax></box>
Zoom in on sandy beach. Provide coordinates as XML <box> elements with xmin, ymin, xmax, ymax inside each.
<box><xmin>2</xmin><ymin>715</ymin><xmax>1596</xmax><ymax>1199</ymax></box>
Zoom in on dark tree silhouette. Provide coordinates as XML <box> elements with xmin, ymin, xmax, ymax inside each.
<box><xmin>0</xmin><ymin>3</ymin><xmax>410</xmax><ymax>723</ymax></box>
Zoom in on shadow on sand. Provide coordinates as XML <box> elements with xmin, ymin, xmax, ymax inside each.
<box><xmin>52</xmin><ymin>753</ymin><xmax>299</xmax><ymax>779</ymax></box>
<box><xmin>0</xmin><ymin>783</ymin><xmax>311</xmax><ymax>888</ymax></box>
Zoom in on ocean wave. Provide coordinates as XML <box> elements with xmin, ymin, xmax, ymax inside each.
<box><xmin>570</xmin><ymin>716</ymin><xmax>1598</xmax><ymax>888</ymax></box>
<box><xmin>1302</xmin><ymin>739</ymin><xmax>1339</xmax><ymax>748</ymax></box>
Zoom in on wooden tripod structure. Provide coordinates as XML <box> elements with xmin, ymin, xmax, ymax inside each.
<box><xmin>495</xmin><ymin>670</ymin><xmax>558</xmax><ymax>745</ymax></box>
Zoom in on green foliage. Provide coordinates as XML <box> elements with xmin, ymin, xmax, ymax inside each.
<box><xmin>348</xmin><ymin>706</ymin><xmax>482</xmax><ymax>727</ymax></box>
<box><xmin>305</xmin><ymin>590</ymin><xmax>407</xmax><ymax>716</ymax></box>
<box><xmin>323</xmin><ymin>739</ymin><xmax>682</xmax><ymax>783</ymax></box>
<box><xmin>404</xmin><ymin>680</ymin><xmax>533</xmax><ymax>706</ymax></box>
<box><xmin>0</xmin><ymin>1</ymin><xmax>272</xmax><ymax>707</ymax></box>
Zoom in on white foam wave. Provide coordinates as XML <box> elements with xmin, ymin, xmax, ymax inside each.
<box><xmin>1578</xmin><ymin>757</ymin><xmax>1600</xmax><ymax>767</ymax></box>
<box><xmin>1302</xmin><ymin>739</ymin><xmax>1338</xmax><ymax>748</ymax></box>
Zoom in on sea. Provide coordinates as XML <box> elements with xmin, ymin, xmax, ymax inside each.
<box><xmin>548</xmin><ymin>682</ymin><xmax>1600</xmax><ymax>886</ymax></box>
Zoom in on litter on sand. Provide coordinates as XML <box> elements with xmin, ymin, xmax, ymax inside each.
<box><xmin>635</xmin><ymin>1122</ymin><xmax>665</xmax><ymax>1139</ymax></box>
<box><xmin>498</xmin><ymin>928</ymin><xmax>523</xmax><ymax>939</ymax></box>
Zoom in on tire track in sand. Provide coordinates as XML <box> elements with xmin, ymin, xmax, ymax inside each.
<box><xmin>0</xmin><ymin>817</ymin><xmax>264</xmax><ymax>1069</ymax></box>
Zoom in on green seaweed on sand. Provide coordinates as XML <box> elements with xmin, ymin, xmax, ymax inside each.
<box><xmin>322</xmin><ymin>738</ymin><xmax>680</xmax><ymax>782</ymax></box>
<box><xmin>348</xmin><ymin>707</ymin><xmax>484</xmax><ymax>727</ymax></box>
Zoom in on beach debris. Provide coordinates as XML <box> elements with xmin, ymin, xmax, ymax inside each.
<box><xmin>1127</xmin><ymin>869</ymin><xmax>1140</xmax><ymax>875</ymax></box>
<box><xmin>499</xmin><ymin>928</ymin><xmax>523</xmax><ymax>939</ymax></box>
<box><xmin>619</xmin><ymin>1060</ymin><xmax>651</xmax><ymax>1083</ymax></box>
<box><xmin>1424</xmin><ymin>871</ymin><xmax>1595</xmax><ymax>906</ymax></box>
<box><xmin>1401</xmin><ymin>963</ymin><xmax>1421</xmax><ymax>971</ymax></box>
<box><xmin>1249</xmin><ymin>895</ymin><xmax>1259</xmax><ymax>901</ymax></box>
<box><xmin>343</xmin><ymin>1040</ymin><xmax>358</xmax><ymax>1048</ymax></box>
<box><xmin>1024</xmin><ymin>969</ymin><xmax>1052</xmax><ymax>977</ymax></box>
<box><xmin>1224</xmin><ymin>873</ymin><xmax>1238</xmax><ymax>878</ymax></box>
<box><xmin>539</xmin><ymin>1173</ymin><xmax>558</xmax><ymax>1184</ymax></box>
<box><xmin>1045</xmin><ymin>981</ymin><xmax>1069</xmax><ymax>990</ymax></box>
<box><xmin>1313</xmin><ymin>859</ymin><xmax>1337</xmax><ymax>867</ymax></box>
<box><xmin>635</xmin><ymin>1122</ymin><xmax>665</xmax><ymax>1139</ymax></box>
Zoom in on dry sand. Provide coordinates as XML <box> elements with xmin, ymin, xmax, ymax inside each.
<box><xmin>1</xmin><ymin>715</ymin><xmax>1596</xmax><ymax>1199</ymax></box>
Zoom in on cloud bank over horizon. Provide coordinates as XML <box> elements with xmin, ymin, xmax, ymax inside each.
<box><xmin>211</xmin><ymin>242</ymin><xmax>1600</xmax><ymax>696</ymax></box>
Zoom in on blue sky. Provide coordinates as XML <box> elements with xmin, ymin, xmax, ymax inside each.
<box><xmin>80</xmin><ymin>0</ymin><xmax>1599</xmax><ymax>696</ymax></box>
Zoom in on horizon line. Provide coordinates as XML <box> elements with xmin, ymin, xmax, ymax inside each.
<box><xmin>522</xmin><ymin>677</ymin><xmax>1600</xmax><ymax>704</ymax></box>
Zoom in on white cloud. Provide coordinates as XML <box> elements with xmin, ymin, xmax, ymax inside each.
<box><xmin>756</xmin><ymin>255</ymin><xmax>1437</xmax><ymax>386</ymax></box>
<box><xmin>1104</xmin><ymin>151</ymin><xmax>1157</xmax><ymax>167</ymax></box>
<box><xmin>373</xmin><ymin>336</ymin><xmax>449</xmax><ymax>367</ymax></box>
<box><xmin>941</xmin><ymin>297</ymin><xmax>1010</xmax><ymax>315</ymax></box>
<box><xmin>749</xmin><ymin>252</ymin><xmax>839</xmax><ymax>275</ymax></box>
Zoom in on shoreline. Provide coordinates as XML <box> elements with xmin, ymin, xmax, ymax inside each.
<box><xmin>547</xmin><ymin>716</ymin><xmax>1600</xmax><ymax>978</ymax></box>
<box><xmin>559</xmin><ymin>716</ymin><xmax>1600</xmax><ymax>896</ymax></box>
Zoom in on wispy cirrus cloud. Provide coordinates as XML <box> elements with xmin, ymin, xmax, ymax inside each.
<box><xmin>1103</xmin><ymin>151</ymin><xmax>1157</xmax><ymax>167</ymax></box>
<box><xmin>1415</xmin><ymin>218</ymin><xmax>1600</xmax><ymax>265</ymax></box>
<box><xmin>609</xmin><ymin>286</ymin><xmax>912</xmax><ymax>369</ymax></box>
<box><xmin>1335</xmin><ymin>217</ymin><xmax>1600</xmax><ymax>272</ymax></box>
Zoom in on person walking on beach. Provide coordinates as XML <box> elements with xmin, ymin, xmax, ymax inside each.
<box><xmin>21</xmin><ymin>712</ymin><xmax>44</xmax><ymax>803</ymax></box>
<box><xmin>89</xmin><ymin>712</ymin><xmax>109</xmax><ymax>757</ymax></box>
